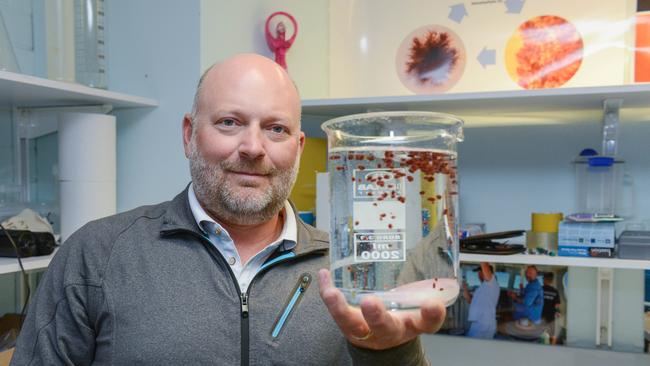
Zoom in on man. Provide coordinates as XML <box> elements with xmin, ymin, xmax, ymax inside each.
<box><xmin>509</xmin><ymin>265</ymin><xmax>544</xmax><ymax>325</ymax></box>
<box><xmin>11</xmin><ymin>54</ymin><xmax>444</xmax><ymax>365</ymax></box>
<box><xmin>542</xmin><ymin>272</ymin><xmax>561</xmax><ymax>344</ymax></box>
<box><xmin>462</xmin><ymin>262</ymin><xmax>500</xmax><ymax>339</ymax></box>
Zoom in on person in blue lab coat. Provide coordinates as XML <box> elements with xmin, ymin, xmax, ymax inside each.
<box><xmin>462</xmin><ymin>262</ymin><xmax>500</xmax><ymax>339</ymax></box>
<box><xmin>509</xmin><ymin>265</ymin><xmax>544</xmax><ymax>324</ymax></box>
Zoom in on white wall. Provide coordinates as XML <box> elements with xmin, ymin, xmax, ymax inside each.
<box><xmin>328</xmin><ymin>0</ymin><xmax>634</xmax><ymax>98</ymax></box>
<box><xmin>109</xmin><ymin>0</ymin><xmax>330</xmax><ymax>211</ymax></box>
<box><xmin>0</xmin><ymin>0</ymin><xmax>46</xmax><ymax>77</ymax></box>
<box><xmin>106</xmin><ymin>0</ymin><xmax>201</xmax><ymax>211</ymax></box>
<box><xmin>200</xmin><ymin>0</ymin><xmax>329</xmax><ymax>98</ymax></box>
<box><xmin>458</xmin><ymin>121</ymin><xmax>650</xmax><ymax>232</ymax></box>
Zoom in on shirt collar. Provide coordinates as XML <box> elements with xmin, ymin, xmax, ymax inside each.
<box><xmin>187</xmin><ymin>183</ymin><xmax>297</xmax><ymax>249</ymax></box>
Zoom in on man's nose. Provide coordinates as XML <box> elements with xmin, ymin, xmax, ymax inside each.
<box><xmin>238</xmin><ymin>125</ymin><xmax>266</xmax><ymax>160</ymax></box>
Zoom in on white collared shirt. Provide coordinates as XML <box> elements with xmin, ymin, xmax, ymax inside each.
<box><xmin>188</xmin><ymin>184</ymin><xmax>297</xmax><ymax>293</ymax></box>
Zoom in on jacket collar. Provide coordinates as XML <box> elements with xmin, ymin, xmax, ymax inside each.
<box><xmin>160</xmin><ymin>185</ymin><xmax>329</xmax><ymax>256</ymax></box>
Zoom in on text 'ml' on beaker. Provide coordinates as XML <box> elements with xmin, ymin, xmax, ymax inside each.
<box><xmin>322</xmin><ymin>111</ymin><xmax>464</xmax><ymax>310</ymax></box>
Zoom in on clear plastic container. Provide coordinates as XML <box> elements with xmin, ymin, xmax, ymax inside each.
<box><xmin>321</xmin><ymin>111</ymin><xmax>464</xmax><ymax>310</ymax></box>
<box><xmin>573</xmin><ymin>149</ymin><xmax>623</xmax><ymax>215</ymax></box>
<box><xmin>74</xmin><ymin>0</ymin><xmax>107</xmax><ymax>88</ymax></box>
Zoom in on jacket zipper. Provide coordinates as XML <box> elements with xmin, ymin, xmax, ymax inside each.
<box><xmin>270</xmin><ymin>273</ymin><xmax>312</xmax><ymax>339</ymax></box>
<box><xmin>192</xmin><ymin>234</ymin><xmax>249</xmax><ymax>366</ymax></box>
<box><xmin>240</xmin><ymin>292</ymin><xmax>249</xmax><ymax>366</ymax></box>
<box><xmin>164</xmin><ymin>229</ymin><xmax>325</xmax><ymax>366</ymax></box>
<box><xmin>238</xmin><ymin>255</ymin><xmax>313</xmax><ymax>365</ymax></box>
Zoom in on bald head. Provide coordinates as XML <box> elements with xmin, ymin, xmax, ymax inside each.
<box><xmin>191</xmin><ymin>54</ymin><xmax>301</xmax><ymax>124</ymax></box>
<box><xmin>182</xmin><ymin>53</ymin><xmax>306</xmax><ymax>226</ymax></box>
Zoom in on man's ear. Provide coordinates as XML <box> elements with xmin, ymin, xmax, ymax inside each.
<box><xmin>298</xmin><ymin>131</ymin><xmax>306</xmax><ymax>154</ymax></box>
<box><xmin>182</xmin><ymin>113</ymin><xmax>194</xmax><ymax>158</ymax></box>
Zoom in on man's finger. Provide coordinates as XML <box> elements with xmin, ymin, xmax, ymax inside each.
<box><xmin>359</xmin><ymin>296</ymin><xmax>400</xmax><ymax>338</ymax></box>
<box><xmin>403</xmin><ymin>299</ymin><xmax>446</xmax><ymax>334</ymax></box>
<box><xmin>317</xmin><ymin>269</ymin><xmax>369</xmax><ymax>336</ymax></box>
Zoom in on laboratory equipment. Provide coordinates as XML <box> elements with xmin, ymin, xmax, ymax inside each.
<box><xmin>74</xmin><ymin>0</ymin><xmax>107</xmax><ymax>88</ymax></box>
<box><xmin>573</xmin><ymin>149</ymin><xmax>624</xmax><ymax>216</ymax></box>
<box><xmin>321</xmin><ymin>111</ymin><xmax>463</xmax><ymax>310</ymax></box>
<box><xmin>618</xmin><ymin>230</ymin><xmax>650</xmax><ymax>260</ymax></box>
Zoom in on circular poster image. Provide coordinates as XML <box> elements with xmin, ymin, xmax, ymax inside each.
<box><xmin>505</xmin><ymin>15</ymin><xmax>583</xmax><ymax>89</ymax></box>
<box><xmin>395</xmin><ymin>25</ymin><xmax>466</xmax><ymax>94</ymax></box>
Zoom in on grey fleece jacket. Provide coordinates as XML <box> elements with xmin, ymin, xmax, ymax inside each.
<box><xmin>11</xmin><ymin>188</ymin><xmax>428</xmax><ymax>365</ymax></box>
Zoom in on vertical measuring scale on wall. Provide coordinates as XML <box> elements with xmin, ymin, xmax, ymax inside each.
<box><xmin>74</xmin><ymin>0</ymin><xmax>107</xmax><ymax>89</ymax></box>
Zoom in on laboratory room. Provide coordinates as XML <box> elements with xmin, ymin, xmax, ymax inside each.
<box><xmin>1</xmin><ymin>0</ymin><xmax>650</xmax><ymax>365</ymax></box>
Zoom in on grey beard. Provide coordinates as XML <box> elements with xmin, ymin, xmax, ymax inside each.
<box><xmin>188</xmin><ymin>140</ymin><xmax>299</xmax><ymax>226</ymax></box>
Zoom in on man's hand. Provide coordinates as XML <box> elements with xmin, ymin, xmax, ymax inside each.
<box><xmin>318</xmin><ymin>269</ymin><xmax>445</xmax><ymax>351</ymax></box>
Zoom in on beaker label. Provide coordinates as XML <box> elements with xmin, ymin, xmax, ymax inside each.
<box><xmin>351</xmin><ymin>167</ymin><xmax>407</xmax><ymax>263</ymax></box>
<box><xmin>353</xmin><ymin>232</ymin><xmax>406</xmax><ymax>262</ymax></box>
<box><xmin>353</xmin><ymin>168</ymin><xmax>405</xmax><ymax>198</ymax></box>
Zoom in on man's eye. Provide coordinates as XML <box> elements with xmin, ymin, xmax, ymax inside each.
<box><xmin>220</xmin><ymin>118</ymin><xmax>236</xmax><ymax>127</ymax></box>
<box><xmin>270</xmin><ymin>125</ymin><xmax>287</xmax><ymax>134</ymax></box>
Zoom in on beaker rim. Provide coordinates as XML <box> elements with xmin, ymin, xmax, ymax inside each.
<box><xmin>320</xmin><ymin>111</ymin><xmax>464</xmax><ymax>131</ymax></box>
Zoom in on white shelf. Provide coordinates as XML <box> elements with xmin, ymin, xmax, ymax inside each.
<box><xmin>2</xmin><ymin>250</ymin><xmax>647</xmax><ymax>274</ymax></box>
<box><xmin>302</xmin><ymin>84</ymin><xmax>650</xmax><ymax>125</ymax></box>
<box><xmin>460</xmin><ymin>252</ymin><xmax>650</xmax><ymax>270</ymax></box>
<box><xmin>0</xmin><ymin>70</ymin><xmax>158</xmax><ymax>109</ymax></box>
<box><xmin>0</xmin><ymin>249</ymin><xmax>57</xmax><ymax>275</ymax></box>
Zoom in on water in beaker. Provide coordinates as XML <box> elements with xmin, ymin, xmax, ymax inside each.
<box><xmin>322</xmin><ymin>112</ymin><xmax>464</xmax><ymax>310</ymax></box>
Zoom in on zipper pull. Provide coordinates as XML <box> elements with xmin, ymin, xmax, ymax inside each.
<box><xmin>299</xmin><ymin>273</ymin><xmax>311</xmax><ymax>292</ymax></box>
<box><xmin>241</xmin><ymin>293</ymin><xmax>249</xmax><ymax>318</ymax></box>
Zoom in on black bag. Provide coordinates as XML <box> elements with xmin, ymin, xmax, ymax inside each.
<box><xmin>0</xmin><ymin>230</ymin><xmax>57</xmax><ymax>258</ymax></box>
<box><xmin>460</xmin><ymin>230</ymin><xmax>526</xmax><ymax>255</ymax></box>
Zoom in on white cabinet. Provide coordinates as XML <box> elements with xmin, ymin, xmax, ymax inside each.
<box><xmin>0</xmin><ymin>70</ymin><xmax>157</xmax><ymax>276</ymax></box>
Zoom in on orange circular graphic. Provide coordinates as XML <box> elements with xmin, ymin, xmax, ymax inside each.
<box><xmin>396</xmin><ymin>25</ymin><xmax>466</xmax><ymax>94</ymax></box>
<box><xmin>505</xmin><ymin>15</ymin><xmax>583</xmax><ymax>89</ymax></box>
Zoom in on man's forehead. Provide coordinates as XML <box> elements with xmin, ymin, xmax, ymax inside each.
<box><xmin>200</xmin><ymin>72</ymin><xmax>298</xmax><ymax>112</ymax></box>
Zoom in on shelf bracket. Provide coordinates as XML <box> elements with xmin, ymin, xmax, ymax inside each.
<box><xmin>595</xmin><ymin>267</ymin><xmax>614</xmax><ymax>348</ymax></box>
<box><xmin>602</xmin><ymin>99</ymin><xmax>622</xmax><ymax>157</ymax></box>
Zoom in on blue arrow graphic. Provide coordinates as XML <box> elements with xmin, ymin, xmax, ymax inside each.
<box><xmin>449</xmin><ymin>4</ymin><xmax>468</xmax><ymax>23</ymax></box>
<box><xmin>505</xmin><ymin>0</ymin><xmax>525</xmax><ymax>14</ymax></box>
<box><xmin>477</xmin><ymin>47</ymin><xmax>496</xmax><ymax>68</ymax></box>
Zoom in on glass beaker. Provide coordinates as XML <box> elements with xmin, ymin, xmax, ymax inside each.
<box><xmin>321</xmin><ymin>111</ymin><xmax>464</xmax><ymax>310</ymax></box>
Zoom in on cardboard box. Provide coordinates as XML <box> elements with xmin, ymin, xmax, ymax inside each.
<box><xmin>558</xmin><ymin>221</ymin><xmax>615</xmax><ymax>257</ymax></box>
